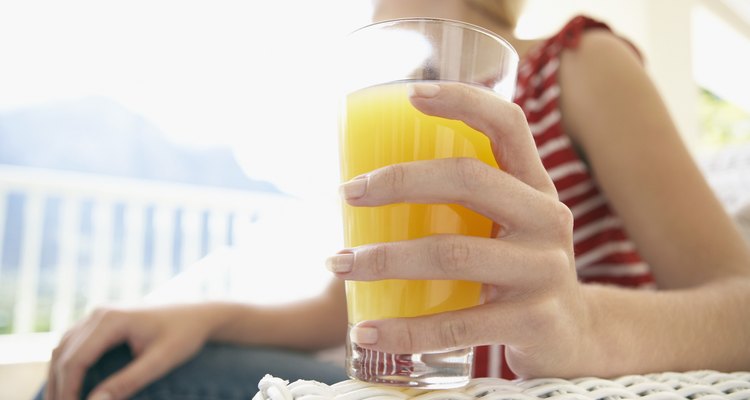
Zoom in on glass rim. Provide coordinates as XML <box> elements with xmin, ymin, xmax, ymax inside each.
<box><xmin>349</xmin><ymin>17</ymin><xmax>519</xmax><ymax>62</ymax></box>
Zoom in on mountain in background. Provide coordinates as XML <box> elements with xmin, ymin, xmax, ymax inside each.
<box><xmin>0</xmin><ymin>96</ymin><xmax>280</xmax><ymax>193</ymax></box>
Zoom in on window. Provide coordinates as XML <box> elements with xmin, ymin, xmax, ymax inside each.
<box><xmin>0</xmin><ymin>1</ymin><xmax>371</xmax><ymax>351</ymax></box>
<box><xmin>692</xmin><ymin>2</ymin><xmax>750</xmax><ymax>150</ymax></box>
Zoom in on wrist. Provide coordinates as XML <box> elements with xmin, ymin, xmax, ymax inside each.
<box><xmin>579</xmin><ymin>284</ymin><xmax>684</xmax><ymax>377</ymax></box>
<box><xmin>578</xmin><ymin>284</ymin><xmax>638</xmax><ymax>377</ymax></box>
<box><xmin>199</xmin><ymin>301</ymin><xmax>255</xmax><ymax>343</ymax></box>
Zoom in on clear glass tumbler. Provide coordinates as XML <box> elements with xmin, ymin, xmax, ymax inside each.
<box><xmin>338</xmin><ymin>17</ymin><xmax>518</xmax><ymax>389</ymax></box>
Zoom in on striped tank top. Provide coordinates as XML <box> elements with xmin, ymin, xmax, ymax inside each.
<box><xmin>473</xmin><ymin>15</ymin><xmax>656</xmax><ymax>379</ymax></box>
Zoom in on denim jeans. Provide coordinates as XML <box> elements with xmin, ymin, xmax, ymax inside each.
<box><xmin>34</xmin><ymin>343</ymin><xmax>348</xmax><ymax>400</ymax></box>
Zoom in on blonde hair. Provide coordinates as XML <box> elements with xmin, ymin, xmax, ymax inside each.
<box><xmin>465</xmin><ymin>0</ymin><xmax>526</xmax><ymax>29</ymax></box>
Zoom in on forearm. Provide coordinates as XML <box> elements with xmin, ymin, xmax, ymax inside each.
<box><xmin>207</xmin><ymin>280</ymin><xmax>348</xmax><ymax>351</ymax></box>
<box><xmin>584</xmin><ymin>276</ymin><xmax>750</xmax><ymax>376</ymax></box>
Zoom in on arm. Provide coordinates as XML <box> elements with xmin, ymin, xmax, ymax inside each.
<box><xmin>330</xmin><ymin>67</ymin><xmax>750</xmax><ymax>379</ymax></box>
<box><xmin>559</xmin><ymin>30</ymin><xmax>750</xmax><ymax>373</ymax></box>
<box><xmin>48</xmin><ymin>279</ymin><xmax>347</xmax><ymax>400</ymax></box>
<box><xmin>584</xmin><ymin>278</ymin><xmax>750</xmax><ymax>375</ymax></box>
<box><xmin>210</xmin><ymin>278</ymin><xmax>348</xmax><ymax>350</ymax></box>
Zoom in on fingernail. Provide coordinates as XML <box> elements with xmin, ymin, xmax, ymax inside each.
<box><xmin>350</xmin><ymin>325</ymin><xmax>378</xmax><ymax>344</ymax></box>
<box><xmin>408</xmin><ymin>82</ymin><xmax>441</xmax><ymax>98</ymax></box>
<box><xmin>88</xmin><ymin>391</ymin><xmax>113</xmax><ymax>400</ymax></box>
<box><xmin>326</xmin><ymin>252</ymin><xmax>354</xmax><ymax>273</ymax></box>
<box><xmin>340</xmin><ymin>175</ymin><xmax>368</xmax><ymax>200</ymax></box>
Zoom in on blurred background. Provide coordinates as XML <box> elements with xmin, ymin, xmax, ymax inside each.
<box><xmin>1</xmin><ymin>0</ymin><xmax>749</xmax><ymax>398</ymax></box>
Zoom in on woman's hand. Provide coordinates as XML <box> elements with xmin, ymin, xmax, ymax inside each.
<box><xmin>45</xmin><ymin>303</ymin><xmax>224</xmax><ymax>400</ymax></box>
<box><xmin>327</xmin><ymin>82</ymin><xmax>591</xmax><ymax>378</ymax></box>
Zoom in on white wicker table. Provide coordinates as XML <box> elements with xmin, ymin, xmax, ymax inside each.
<box><xmin>252</xmin><ymin>371</ymin><xmax>750</xmax><ymax>400</ymax></box>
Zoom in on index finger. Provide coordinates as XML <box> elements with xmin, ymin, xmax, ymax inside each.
<box><xmin>88</xmin><ymin>340</ymin><xmax>185</xmax><ymax>400</ymax></box>
<box><xmin>56</xmin><ymin>310</ymin><xmax>127</xmax><ymax>399</ymax></box>
<box><xmin>409</xmin><ymin>82</ymin><xmax>556</xmax><ymax>196</ymax></box>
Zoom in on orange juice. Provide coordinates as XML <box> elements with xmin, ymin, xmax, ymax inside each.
<box><xmin>340</xmin><ymin>82</ymin><xmax>499</xmax><ymax>324</ymax></box>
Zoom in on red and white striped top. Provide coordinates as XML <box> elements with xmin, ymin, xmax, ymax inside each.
<box><xmin>474</xmin><ymin>15</ymin><xmax>656</xmax><ymax>379</ymax></box>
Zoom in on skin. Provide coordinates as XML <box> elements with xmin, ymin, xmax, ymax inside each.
<box><xmin>46</xmin><ymin>1</ymin><xmax>750</xmax><ymax>399</ymax></box>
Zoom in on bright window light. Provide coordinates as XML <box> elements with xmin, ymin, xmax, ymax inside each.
<box><xmin>692</xmin><ymin>4</ymin><xmax>750</xmax><ymax>113</ymax></box>
<box><xmin>0</xmin><ymin>0</ymin><xmax>373</xmax><ymax>198</ymax></box>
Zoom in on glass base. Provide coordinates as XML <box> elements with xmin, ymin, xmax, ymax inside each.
<box><xmin>345</xmin><ymin>326</ymin><xmax>473</xmax><ymax>389</ymax></box>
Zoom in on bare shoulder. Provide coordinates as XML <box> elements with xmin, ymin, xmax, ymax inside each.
<box><xmin>562</xmin><ymin>29</ymin><xmax>643</xmax><ymax>70</ymax></box>
<box><xmin>557</xmin><ymin>28</ymin><xmax>660</xmax><ymax>144</ymax></box>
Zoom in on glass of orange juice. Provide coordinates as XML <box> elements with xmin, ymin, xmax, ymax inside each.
<box><xmin>339</xmin><ymin>18</ymin><xmax>518</xmax><ymax>388</ymax></box>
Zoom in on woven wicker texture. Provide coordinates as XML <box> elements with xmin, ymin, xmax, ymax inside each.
<box><xmin>252</xmin><ymin>371</ymin><xmax>750</xmax><ymax>400</ymax></box>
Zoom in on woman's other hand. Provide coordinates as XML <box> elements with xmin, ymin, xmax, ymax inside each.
<box><xmin>45</xmin><ymin>303</ymin><xmax>224</xmax><ymax>400</ymax></box>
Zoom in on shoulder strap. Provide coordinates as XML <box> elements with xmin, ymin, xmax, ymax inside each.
<box><xmin>548</xmin><ymin>15</ymin><xmax>643</xmax><ymax>61</ymax></box>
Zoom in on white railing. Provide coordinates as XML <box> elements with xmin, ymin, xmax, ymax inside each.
<box><xmin>3</xmin><ymin>143</ymin><xmax>744</xmax><ymax>365</ymax></box>
<box><xmin>0</xmin><ymin>165</ymin><xmax>293</xmax><ymax>341</ymax></box>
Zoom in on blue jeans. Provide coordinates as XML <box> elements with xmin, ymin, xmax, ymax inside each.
<box><xmin>34</xmin><ymin>343</ymin><xmax>348</xmax><ymax>400</ymax></box>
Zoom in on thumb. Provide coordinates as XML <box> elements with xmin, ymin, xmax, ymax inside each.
<box><xmin>86</xmin><ymin>342</ymin><xmax>184</xmax><ymax>400</ymax></box>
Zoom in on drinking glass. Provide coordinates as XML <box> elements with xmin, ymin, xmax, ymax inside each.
<box><xmin>338</xmin><ymin>17</ymin><xmax>518</xmax><ymax>389</ymax></box>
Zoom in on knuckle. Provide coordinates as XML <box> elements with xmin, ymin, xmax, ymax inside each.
<box><xmin>90</xmin><ymin>307</ymin><xmax>107</xmax><ymax>319</ymax></box>
<box><xmin>543</xmin><ymin>200</ymin><xmax>574</xmax><ymax>242</ymax></box>
<box><xmin>453</xmin><ymin>157</ymin><xmax>489</xmax><ymax>194</ymax></box>
<box><xmin>99</xmin><ymin>310</ymin><xmax>123</xmax><ymax>327</ymax></box>
<box><xmin>432</xmin><ymin>236</ymin><xmax>472</xmax><ymax>275</ymax></box>
<box><xmin>92</xmin><ymin>306</ymin><xmax>118</xmax><ymax>321</ymax></box>
<box><xmin>553</xmin><ymin>201</ymin><xmax>574</xmax><ymax>232</ymax></box>
<box><xmin>507</xmin><ymin>102</ymin><xmax>527</xmax><ymax>124</ymax></box>
<box><xmin>59</xmin><ymin>355</ymin><xmax>76</xmax><ymax>373</ymax></box>
<box><xmin>90</xmin><ymin>306</ymin><xmax>129</xmax><ymax>332</ymax></box>
<box><xmin>519</xmin><ymin>301</ymin><xmax>557</xmax><ymax>335</ymax></box>
<box><xmin>365</xmin><ymin>244</ymin><xmax>390</xmax><ymax>278</ymax></box>
<box><xmin>438</xmin><ymin>318</ymin><xmax>470</xmax><ymax>349</ymax></box>
<box><xmin>51</xmin><ymin>345</ymin><xmax>63</xmax><ymax>360</ymax></box>
<box><xmin>392</xmin><ymin>322</ymin><xmax>416</xmax><ymax>352</ymax></box>
<box><xmin>381</xmin><ymin>164</ymin><xmax>407</xmax><ymax>194</ymax></box>
<box><xmin>455</xmin><ymin>82</ymin><xmax>482</xmax><ymax>107</ymax></box>
<box><xmin>540</xmin><ymin>248</ymin><xmax>574</xmax><ymax>282</ymax></box>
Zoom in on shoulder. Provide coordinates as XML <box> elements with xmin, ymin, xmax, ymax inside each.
<box><xmin>546</xmin><ymin>15</ymin><xmax>644</xmax><ymax>78</ymax></box>
<box><xmin>559</xmin><ymin>28</ymin><xmax>647</xmax><ymax>108</ymax></box>
<box><xmin>518</xmin><ymin>16</ymin><xmax>644</xmax><ymax>86</ymax></box>
<box><xmin>561</xmin><ymin>28</ymin><xmax>644</xmax><ymax>82</ymax></box>
<box><xmin>557</xmin><ymin>26</ymin><xmax>655</xmax><ymax>143</ymax></box>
